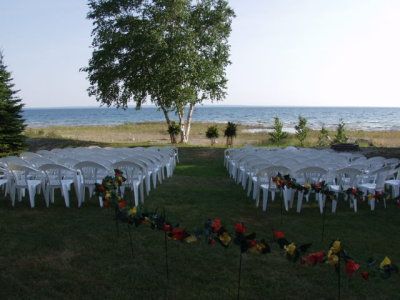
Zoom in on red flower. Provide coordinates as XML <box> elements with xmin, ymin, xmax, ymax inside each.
<box><xmin>301</xmin><ymin>251</ymin><xmax>325</xmax><ymax>265</ymax></box>
<box><xmin>234</xmin><ymin>223</ymin><xmax>246</xmax><ymax>234</ymax></box>
<box><xmin>273</xmin><ymin>230</ymin><xmax>285</xmax><ymax>240</ymax></box>
<box><xmin>211</xmin><ymin>218</ymin><xmax>222</xmax><ymax>233</ymax></box>
<box><xmin>248</xmin><ymin>239</ymin><xmax>257</xmax><ymax>248</ymax></box>
<box><xmin>345</xmin><ymin>260</ymin><xmax>360</xmax><ymax>276</ymax></box>
<box><xmin>118</xmin><ymin>200</ymin><xmax>127</xmax><ymax>209</ymax></box>
<box><xmin>163</xmin><ymin>224</ymin><xmax>172</xmax><ymax>232</ymax></box>
<box><xmin>96</xmin><ymin>185</ymin><xmax>105</xmax><ymax>193</ymax></box>
<box><xmin>171</xmin><ymin>228</ymin><xmax>185</xmax><ymax>240</ymax></box>
<box><xmin>361</xmin><ymin>271</ymin><xmax>369</xmax><ymax>281</ymax></box>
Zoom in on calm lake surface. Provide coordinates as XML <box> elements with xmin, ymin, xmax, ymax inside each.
<box><xmin>23</xmin><ymin>106</ymin><xmax>400</xmax><ymax>131</ymax></box>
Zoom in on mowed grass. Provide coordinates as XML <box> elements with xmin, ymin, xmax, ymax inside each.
<box><xmin>1</xmin><ymin>147</ymin><xmax>400</xmax><ymax>299</ymax></box>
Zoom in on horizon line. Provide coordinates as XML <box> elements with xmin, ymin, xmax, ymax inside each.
<box><xmin>23</xmin><ymin>104</ymin><xmax>400</xmax><ymax>109</ymax></box>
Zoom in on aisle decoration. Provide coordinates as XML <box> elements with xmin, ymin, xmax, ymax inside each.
<box><xmin>96</xmin><ymin>171</ymin><xmax>398</xmax><ymax>300</ymax></box>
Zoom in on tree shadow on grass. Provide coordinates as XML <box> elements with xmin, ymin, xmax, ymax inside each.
<box><xmin>27</xmin><ymin>137</ymin><xmax>110</xmax><ymax>152</ymax></box>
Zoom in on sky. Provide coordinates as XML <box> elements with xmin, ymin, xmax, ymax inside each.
<box><xmin>0</xmin><ymin>0</ymin><xmax>399</xmax><ymax>108</ymax></box>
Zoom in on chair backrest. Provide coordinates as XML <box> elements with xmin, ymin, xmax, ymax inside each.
<box><xmin>74</xmin><ymin>161</ymin><xmax>109</xmax><ymax>182</ymax></box>
<box><xmin>112</xmin><ymin>161</ymin><xmax>143</xmax><ymax>181</ymax></box>
<box><xmin>39</xmin><ymin>164</ymin><xmax>76</xmax><ymax>185</ymax></box>
<box><xmin>335</xmin><ymin>167</ymin><xmax>362</xmax><ymax>188</ymax></box>
<box><xmin>295</xmin><ymin>167</ymin><xmax>328</xmax><ymax>184</ymax></box>
<box><xmin>7</xmin><ymin>164</ymin><xmax>42</xmax><ymax>186</ymax></box>
<box><xmin>257</xmin><ymin>165</ymin><xmax>291</xmax><ymax>182</ymax></box>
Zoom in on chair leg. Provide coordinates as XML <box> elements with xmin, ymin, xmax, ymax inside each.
<box><xmin>352</xmin><ymin>196</ymin><xmax>357</xmax><ymax>213</ymax></box>
<box><xmin>318</xmin><ymin>193</ymin><xmax>324</xmax><ymax>214</ymax></box>
<box><xmin>296</xmin><ymin>191</ymin><xmax>304</xmax><ymax>213</ymax></box>
<box><xmin>62</xmin><ymin>184</ymin><xmax>70</xmax><ymax>208</ymax></box>
<box><xmin>370</xmin><ymin>199</ymin><xmax>375</xmax><ymax>211</ymax></box>
<box><xmin>262</xmin><ymin>189</ymin><xmax>269</xmax><ymax>211</ymax></box>
<box><xmin>332</xmin><ymin>200</ymin><xmax>337</xmax><ymax>213</ymax></box>
<box><xmin>28</xmin><ymin>185</ymin><xmax>36</xmax><ymax>208</ymax></box>
<box><xmin>133</xmin><ymin>184</ymin><xmax>139</xmax><ymax>207</ymax></box>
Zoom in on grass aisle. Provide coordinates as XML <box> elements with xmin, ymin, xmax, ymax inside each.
<box><xmin>0</xmin><ymin>147</ymin><xmax>399</xmax><ymax>299</ymax></box>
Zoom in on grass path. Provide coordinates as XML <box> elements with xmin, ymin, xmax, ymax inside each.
<box><xmin>1</xmin><ymin>148</ymin><xmax>399</xmax><ymax>299</ymax></box>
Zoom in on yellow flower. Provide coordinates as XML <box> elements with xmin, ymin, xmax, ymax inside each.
<box><xmin>284</xmin><ymin>243</ymin><xmax>296</xmax><ymax>256</ymax></box>
<box><xmin>304</xmin><ymin>183</ymin><xmax>311</xmax><ymax>189</ymax></box>
<box><xmin>328</xmin><ymin>254</ymin><xmax>339</xmax><ymax>266</ymax></box>
<box><xmin>380</xmin><ymin>256</ymin><xmax>391</xmax><ymax>269</ymax></box>
<box><xmin>367</xmin><ymin>194</ymin><xmax>374</xmax><ymax>200</ymax></box>
<box><xmin>331</xmin><ymin>240</ymin><xmax>341</xmax><ymax>254</ymax></box>
<box><xmin>219</xmin><ymin>232</ymin><xmax>232</xmax><ymax>246</ymax></box>
<box><xmin>129</xmin><ymin>207</ymin><xmax>137</xmax><ymax>216</ymax></box>
<box><xmin>184</xmin><ymin>235</ymin><xmax>197</xmax><ymax>244</ymax></box>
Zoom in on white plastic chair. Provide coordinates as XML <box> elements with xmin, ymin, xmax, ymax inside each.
<box><xmin>330</xmin><ymin>167</ymin><xmax>362</xmax><ymax>213</ymax></box>
<box><xmin>8</xmin><ymin>164</ymin><xmax>43</xmax><ymax>208</ymax></box>
<box><xmin>39</xmin><ymin>164</ymin><xmax>77</xmax><ymax>208</ymax></box>
<box><xmin>74</xmin><ymin>161</ymin><xmax>111</xmax><ymax>207</ymax></box>
<box><xmin>258</xmin><ymin>165</ymin><xmax>291</xmax><ymax>211</ymax></box>
<box><xmin>295</xmin><ymin>167</ymin><xmax>328</xmax><ymax>214</ymax></box>
<box><xmin>113</xmin><ymin>161</ymin><xmax>145</xmax><ymax>206</ymax></box>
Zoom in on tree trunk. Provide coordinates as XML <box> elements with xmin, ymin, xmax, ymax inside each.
<box><xmin>181</xmin><ymin>103</ymin><xmax>194</xmax><ymax>144</ymax></box>
<box><xmin>161</xmin><ymin>105</ymin><xmax>176</xmax><ymax>144</ymax></box>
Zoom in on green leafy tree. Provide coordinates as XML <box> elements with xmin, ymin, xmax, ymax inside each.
<box><xmin>269</xmin><ymin>117</ymin><xmax>288</xmax><ymax>144</ymax></box>
<box><xmin>206</xmin><ymin>125</ymin><xmax>219</xmax><ymax>146</ymax></box>
<box><xmin>0</xmin><ymin>52</ymin><xmax>26</xmax><ymax>155</ymax></box>
<box><xmin>83</xmin><ymin>0</ymin><xmax>235</xmax><ymax>143</ymax></box>
<box><xmin>294</xmin><ymin>115</ymin><xmax>309</xmax><ymax>146</ymax></box>
<box><xmin>317</xmin><ymin>125</ymin><xmax>330</xmax><ymax>147</ymax></box>
<box><xmin>334</xmin><ymin>119</ymin><xmax>348</xmax><ymax>144</ymax></box>
<box><xmin>224</xmin><ymin>122</ymin><xmax>237</xmax><ymax>147</ymax></box>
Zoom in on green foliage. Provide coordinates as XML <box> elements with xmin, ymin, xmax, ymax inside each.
<box><xmin>334</xmin><ymin>119</ymin><xmax>348</xmax><ymax>144</ymax></box>
<box><xmin>206</xmin><ymin>125</ymin><xmax>219</xmax><ymax>139</ymax></box>
<box><xmin>205</xmin><ymin>125</ymin><xmax>219</xmax><ymax>145</ymax></box>
<box><xmin>317</xmin><ymin>125</ymin><xmax>330</xmax><ymax>147</ymax></box>
<box><xmin>295</xmin><ymin>115</ymin><xmax>309</xmax><ymax>146</ymax></box>
<box><xmin>167</xmin><ymin>122</ymin><xmax>181</xmax><ymax>144</ymax></box>
<box><xmin>0</xmin><ymin>52</ymin><xmax>26</xmax><ymax>155</ymax></box>
<box><xmin>269</xmin><ymin>117</ymin><xmax>288</xmax><ymax>144</ymax></box>
<box><xmin>83</xmin><ymin>0</ymin><xmax>235</xmax><ymax>143</ymax></box>
<box><xmin>224</xmin><ymin>122</ymin><xmax>237</xmax><ymax>146</ymax></box>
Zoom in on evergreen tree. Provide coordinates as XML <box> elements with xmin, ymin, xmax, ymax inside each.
<box><xmin>0</xmin><ymin>52</ymin><xmax>26</xmax><ymax>155</ymax></box>
<box><xmin>269</xmin><ymin>117</ymin><xmax>288</xmax><ymax>144</ymax></box>
<box><xmin>295</xmin><ymin>115</ymin><xmax>309</xmax><ymax>146</ymax></box>
<box><xmin>334</xmin><ymin>119</ymin><xmax>348</xmax><ymax>144</ymax></box>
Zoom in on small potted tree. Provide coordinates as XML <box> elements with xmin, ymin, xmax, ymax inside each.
<box><xmin>206</xmin><ymin>125</ymin><xmax>219</xmax><ymax>146</ymax></box>
<box><xmin>167</xmin><ymin>122</ymin><xmax>180</xmax><ymax>144</ymax></box>
<box><xmin>224</xmin><ymin>122</ymin><xmax>237</xmax><ymax>147</ymax></box>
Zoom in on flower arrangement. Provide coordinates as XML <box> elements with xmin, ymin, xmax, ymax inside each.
<box><xmin>346</xmin><ymin>187</ymin><xmax>365</xmax><ymax>202</ymax></box>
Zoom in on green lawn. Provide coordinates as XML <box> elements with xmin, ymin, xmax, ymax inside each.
<box><xmin>1</xmin><ymin>147</ymin><xmax>399</xmax><ymax>299</ymax></box>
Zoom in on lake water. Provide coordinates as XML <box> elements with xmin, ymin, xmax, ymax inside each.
<box><xmin>22</xmin><ymin>106</ymin><xmax>400</xmax><ymax>131</ymax></box>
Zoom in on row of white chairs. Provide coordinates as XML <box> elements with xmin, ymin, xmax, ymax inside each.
<box><xmin>225</xmin><ymin>146</ymin><xmax>400</xmax><ymax>213</ymax></box>
<box><xmin>0</xmin><ymin>146</ymin><xmax>178</xmax><ymax>208</ymax></box>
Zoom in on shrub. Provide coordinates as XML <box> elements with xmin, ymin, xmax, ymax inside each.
<box><xmin>269</xmin><ymin>117</ymin><xmax>288</xmax><ymax>144</ymax></box>
<box><xmin>224</xmin><ymin>122</ymin><xmax>237</xmax><ymax>147</ymax></box>
<box><xmin>295</xmin><ymin>115</ymin><xmax>309</xmax><ymax>146</ymax></box>
<box><xmin>334</xmin><ymin>119</ymin><xmax>348</xmax><ymax>144</ymax></box>
<box><xmin>167</xmin><ymin>122</ymin><xmax>180</xmax><ymax>144</ymax></box>
<box><xmin>206</xmin><ymin>125</ymin><xmax>219</xmax><ymax>146</ymax></box>
<box><xmin>317</xmin><ymin>125</ymin><xmax>330</xmax><ymax>147</ymax></box>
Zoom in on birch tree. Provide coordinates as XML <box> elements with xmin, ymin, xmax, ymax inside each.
<box><xmin>83</xmin><ymin>0</ymin><xmax>234</xmax><ymax>143</ymax></box>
